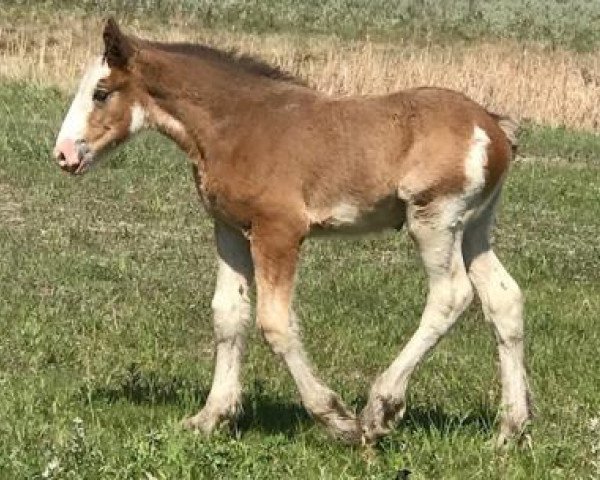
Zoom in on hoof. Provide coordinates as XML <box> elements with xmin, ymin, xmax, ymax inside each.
<box><xmin>181</xmin><ymin>403</ymin><xmax>241</xmax><ymax>435</ymax></box>
<box><xmin>181</xmin><ymin>412</ymin><xmax>216</xmax><ymax>434</ymax></box>
<box><xmin>311</xmin><ymin>394</ymin><xmax>362</xmax><ymax>444</ymax></box>
<box><xmin>326</xmin><ymin>414</ymin><xmax>362</xmax><ymax>445</ymax></box>
<box><xmin>360</xmin><ymin>395</ymin><xmax>405</xmax><ymax>445</ymax></box>
<box><xmin>496</xmin><ymin>418</ymin><xmax>532</xmax><ymax>449</ymax></box>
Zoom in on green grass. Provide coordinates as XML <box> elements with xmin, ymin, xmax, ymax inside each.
<box><xmin>4</xmin><ymin>0</ymin><xmax>600</xmax><ymax>51</ymax></box>
<box><xmin>1</xmin><ymin>83</ymin><xmax>599</xmax><ymax>479</ymax></box>
<box><xmin>520</xmin><ymin>123</ymin><xmax>600</xmax><ymax>164</ymax></box>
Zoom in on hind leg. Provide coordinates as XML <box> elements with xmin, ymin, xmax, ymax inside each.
<box><xmin>463</xmin><ymin>209</ymin><xmax>531</xmax><ymax>445</ymax></box>
<box><xmin>361</xmin><ymin>202</ymin><xmax>474</xmax><ymax>443</ymax></box>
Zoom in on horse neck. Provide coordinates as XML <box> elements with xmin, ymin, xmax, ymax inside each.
<box><xmin>138</xmin><ymin>51</ymin><xmax>290</xmax><ymax>161</ymax></box>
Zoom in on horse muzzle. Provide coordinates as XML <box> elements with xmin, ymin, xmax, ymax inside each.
<box><xmin>53</xmin><ymin>139</ymin><xmax>93</xmax><ymax>174</ymax></box>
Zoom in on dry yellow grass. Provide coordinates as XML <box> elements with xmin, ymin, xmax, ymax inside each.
<box><xmin>2</xmin><ymin>15</ymin><xmax>599</xmax><ymax>131</ymax></box>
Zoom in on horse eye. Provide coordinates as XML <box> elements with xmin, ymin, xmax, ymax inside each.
<box><xmin>92</xmin><ymin>89</ymin><xmax>110</xmax><ymax>103</ymax></box>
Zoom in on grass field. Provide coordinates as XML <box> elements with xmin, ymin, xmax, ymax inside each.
<box><xmin>1</xmin><ymin>1</ymin><xmax>600</xmax><ymax>477</ymax></box>
<box><xmin>1</xmin><ymin>79</ymin><xmax>599</xmax><ymax>478</ymax></box>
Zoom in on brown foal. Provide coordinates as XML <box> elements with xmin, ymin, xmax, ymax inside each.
<box><xmin>53</xmin><ymin>19</ymin><xmax>531</xmax><ymax>445</ymax></box>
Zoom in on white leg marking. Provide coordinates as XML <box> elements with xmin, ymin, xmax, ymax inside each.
<box><xmin>275</xmin><ymin>309</ymin><xmax>361</xmax><ymax>443</ymax></box>
<box><xmin>464</xmin><ymin>212</ymin><xmax>530</xmax><ymax>443</ymax></box>
<box><xmin>183</xmin><ymin>222</ymin><xmax>253</xmax><ymax>434</ymax></box>
<box><xmin>470</xmin><ymin>251</ymin><xmax>529</xmax><ymax>436</ymax></box>
<box><xmin>254</xmin><ymin>276</ymin><xmax>360</xmax><ymax>443</ymax></box>
<box><xmin>361</xmin><ymin>202</ymin><xmax>473</xmax><ymax>442</ymax></box>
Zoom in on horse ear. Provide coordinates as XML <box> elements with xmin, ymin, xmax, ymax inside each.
<box><xmin>103</xmin><ymin>18</ymin><xmax>134</xmax><ymax>68</ymax></box>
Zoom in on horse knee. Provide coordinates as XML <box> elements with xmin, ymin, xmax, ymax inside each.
<box><xmin>257</xmin><ymin>313</ymin><xmax>293</xmax><ymax>354</ymax></box>
<box><xmin>211</xmin><ymin>291</ymin><xmax>250</xmax><ymax>342</ymax></box>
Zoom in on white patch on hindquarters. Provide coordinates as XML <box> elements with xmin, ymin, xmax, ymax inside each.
<box><xmin>464</xmin><ymin>126</ymin><xmax>490</xmax><ymax>198</ymax></box>
<box><xmin>56</xmin><ymin>56</ymin><xmax>110</xmax><ymax>145</ymax></box>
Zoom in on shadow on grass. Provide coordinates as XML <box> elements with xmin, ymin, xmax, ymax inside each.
<box><xmin>81</xmin><ymin>364</ymin><xmax>208</xmax><ymax>406</ymax></box>
<box><xmin>401</xmin><ymin>403</ymin><xmax>496</xmax><ymax>434</ymax></box>
<box><xmin>81</xmin><ymin>368</ymin><xmax>311</xmax><ymax>436</ymax></box>
<box><xmin>238</xmin><ymin>396</ymin><xmax>311</xmax><ymax>437</ymax></box>
<box><xmin>82</xmin><ymin>367</ymin><xmax>494</xmax><ymax>438</ymax></box>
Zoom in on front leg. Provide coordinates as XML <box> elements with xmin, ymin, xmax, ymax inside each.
<box><xmin>250</xmin><ymin>221</ymin><xmax>360</xmax><ymax>444</ymax></box>
<box><xmin>183</xmin><ymin>221</ymin><xmax>253</xmax><ymax>434</ymax></box>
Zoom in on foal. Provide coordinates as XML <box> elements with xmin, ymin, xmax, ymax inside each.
<box><xmin>53</xmin><ymin>19</ymin><xmax>531</xmax><ymax>445</ymax></box>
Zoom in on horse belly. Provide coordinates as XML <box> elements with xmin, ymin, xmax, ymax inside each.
<box><xmin>308</xmin><ymin>195</ymin><xmax>406</xmax><ymax>237</ymax></box>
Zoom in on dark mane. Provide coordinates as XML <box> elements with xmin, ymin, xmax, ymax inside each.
<box><xmin>139</xmin><ymin>39</ymin><xmax>307</xmax><ymax>86</ymax></box>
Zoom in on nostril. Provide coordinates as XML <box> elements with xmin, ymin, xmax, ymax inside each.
<box><xmin>52</xmin><ymin>146</ymin><xmax>65</xmax><ymax>161</ymax></box>
<box><xmin>54</xmin><ymin>139</ymin><xmax>81</xmax><ymax>168</ymax></box>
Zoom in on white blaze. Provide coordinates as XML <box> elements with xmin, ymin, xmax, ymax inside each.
<box><xmin>56</xmin><ymin>56</ymin><xmax>110</xmax><ymax>145</ymax></box>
